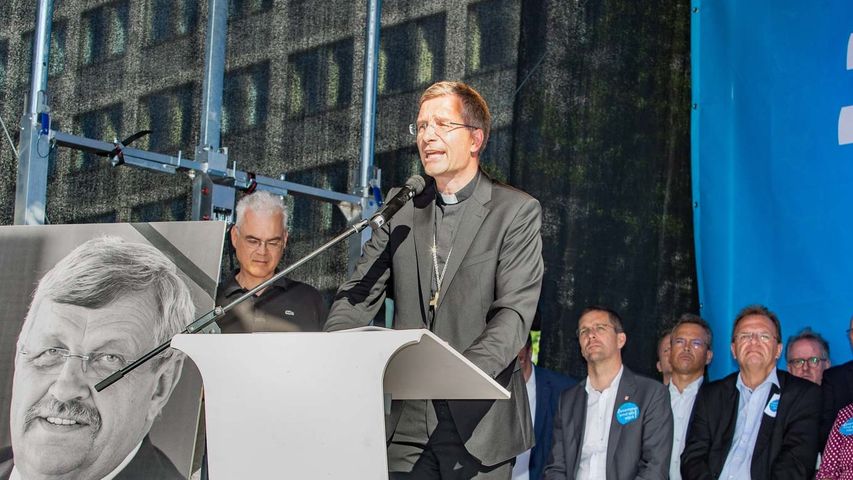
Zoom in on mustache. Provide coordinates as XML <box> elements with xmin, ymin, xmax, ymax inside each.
<box><xmin>24</xmin><ymin>397</ymin><xmax>102</xmax><ymax>431</ymax></box>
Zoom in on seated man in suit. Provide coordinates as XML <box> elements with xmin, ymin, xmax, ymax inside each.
<box><xmin>1</xmin><ymin>237</ymin><xmax>189</xmax><ymax>479</ymax></box>
<box><xmin>667</xmin><ymin>314</ymin><xmax>714</xmax><ymax>480</ymax></box>
<box><xmin>544</xmin><ymin>306</ymin><xmax>673</xmax><ymax>480</ymax></box>
<box><xmin>681</xmin><ymin>304</ymin><xmax>822</xmax><ymax>480</ymax></box>
<box><xmin>512</xmin><ymin>333</ymin><xmax>578</xmax><ymax>480</ymax></box>
<box><xmin>820</xmin><ymin>315</ymin><xmax>853</xmax><ymax>448</ymax></box>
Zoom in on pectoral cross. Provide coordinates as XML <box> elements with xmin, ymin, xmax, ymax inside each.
<box><xmin>429</xmin><ymin>291</ymin><xmax>439</xmax><ymax>308</ymax></box>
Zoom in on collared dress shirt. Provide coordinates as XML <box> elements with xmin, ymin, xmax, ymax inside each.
<box><xmin>669</xmin><ymin>376</ymin><xmax>703</xmax><ymax>480</ymax></box>
<box><xmin>11</xmin><ymin>441</ymin><xmax>142</xmax><ymax>480</ymax></box>
<box><xmin>512</xmin><ymin>366</ymin><xmax>538</xmax><ymax>480</ymax></box>
<box><xmin>577</xmin><ymin>365</ymin><xmax>625</xmax><ymax>480</ymax></box>
<box><xmin>719</xmin><ymin>369</ymin><xmax>780</xmax><ymax>480</ymax></box>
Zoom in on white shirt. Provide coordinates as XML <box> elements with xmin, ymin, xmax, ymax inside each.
<box><xmin>668</xmin><ymin>376</ymin><xmax>704</xmax><ymax>480</ymax></box>
<box><xmin>10</xmin><ymin>441</ymin><xmax>142</xmax><ymax>480</ymax></box>
<box><xmin>512</xmin><ymin>366</ymin><xmax>538</xmax><ymax>480</ymax></box>
<box><xmin>577</xmin><ymin>365</ymin><xmax>624</xmax><ymax>480</ymax></box>
<box><xmin>719</xmin><ymin>369</ymin><xmax>780</xmax><ymax>480</ymax></box>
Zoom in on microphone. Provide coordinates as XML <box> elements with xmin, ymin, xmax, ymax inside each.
<box><xmin>369</xmin><ymin>175</ymin><xmax>426</xmax><ymax>230</ymax></box>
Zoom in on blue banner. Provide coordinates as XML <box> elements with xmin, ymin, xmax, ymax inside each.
<box><xmin>692</xmin><ymin>0</ymin><xmax>853</xmax><ymax>379</ymax></box>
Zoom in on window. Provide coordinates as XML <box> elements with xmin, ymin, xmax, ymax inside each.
<box><xmin>466</xmin><ymin>0</ymin><xmax>519</xmax><ymax>73</ymax></box>
<box><xmin>378</xmin><ymin>14</ymin><xmax>445</xmax><ymax>95</ymax></box>
<box><xmin>223</xmin><ymin>62</ymin><xmax>269</xmax><ymax>134</ymax></box>
<box><xmin>149</xmin><ymin>0</ymin><xmax>198</xmax><ymax>43</ymax></box>
<box><xmin>287</xmin><ymin>39</ymin><xmax>353</xmax><ymax>117</ymax></box>
<box><xmin>76</xmin><ymin>211</ymin><xmax>118</xmax><ymax>224</ymax></box>
<box><xmin>0</xmin><ymin>39</ymin><xmax>8</xmax><ymax>94</ymax></box>
<box><xmin>229</xmin><ymin>0</ymin><xmax>272</xmax><ymax>18</ymax></box>
<box><xmin>138</xmin><ymin>84</ymin><xmax>196</xmax><ymax>153</ymax></box>
<box><xmin>287</xmin><ymin>162</ymin><xmax>348</xmax><ymax>235</ymax></box>
<box><xmin>74</xmin><ymin>104</ymin><xmax>123</xmax><ymax>170</ymax></box>
<box><xmin>81</xmin><ymin>1</ymin><xmax>129</xmax><ymax>65</ymax></box>
<box><xmin>131</xmin><ymin>196</ymin><xmax>189</xmax><ymax>222</ymax></box>
<box><xmin>19</xmin><ymin>21</ymin><xmax>68</xmax><ymax>78</ymax></box>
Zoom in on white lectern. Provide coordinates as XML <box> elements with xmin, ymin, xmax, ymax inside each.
<box><xmin>171</xmin><ymin>328</ymin><xmax>510</xmax><ymax>479</ymax></box>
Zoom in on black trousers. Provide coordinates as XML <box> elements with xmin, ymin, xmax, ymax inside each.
<box><xmin>388</xmin><ymin>401</ymin><xmax>513</xmax><ymax>480</ymax></box>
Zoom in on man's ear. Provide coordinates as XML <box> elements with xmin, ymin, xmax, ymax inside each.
<box><xmin>469</xmin><ymin>129</ymin><xmax>485</xmax><ymax>154</ymax></box>
<box><xmin>705</xmin><ymin>349</ymin><xmax>714</xmax><ymax>366</ymax></box>
<box><xmin>230</xmin><ymin>224</ymin><xmax>240</xmax><ymax>247</ymax></box>
<box><xmin>656</xmin><ymin>360</ymin><xmax>663</xmax><ymax>373</ymax></box>
<box><xmin>616</xmin><ymin>332</ymin><xmax>627</xmax><ymax>349</ymax></box>
<box><xmin>146</xmin><ymin>355</ymin><xmax>185</xmax><ymax>424</ymax></box>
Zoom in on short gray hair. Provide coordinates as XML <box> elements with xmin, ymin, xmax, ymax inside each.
<box><xmin>19</xmin><ymin>236</ymin><xmax>195</xmax><ymax>360</ymax></box>
<box><xmin>235</xmin><ymin>191</ymin><xmax>288</xmax><ymax>232</ymax></box>
<box><xmin>785</xmin><ymin>327</ymin><xmax>830</xmax><ymax>361</ymax></box>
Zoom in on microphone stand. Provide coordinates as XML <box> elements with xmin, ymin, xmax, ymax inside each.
<box><xmin>95</xmin><ymin>218</ymin><xmax>370</xmax><ymax>392</ymax></box>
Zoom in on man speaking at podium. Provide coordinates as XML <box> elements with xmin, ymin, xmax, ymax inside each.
<box><xmin>326</xmin><ymin>81</ymin><xmax>544</xmax><ymax>479</ymax></box>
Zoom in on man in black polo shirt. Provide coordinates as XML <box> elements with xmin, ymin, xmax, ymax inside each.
<box><xmin>216</xmin><ymin>190</ymin><xmax>326</xmax><ymax>332</ymax></box>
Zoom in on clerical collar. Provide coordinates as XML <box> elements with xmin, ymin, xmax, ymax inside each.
<box><xmin>437</xmin><ymin>171</ymin><xmax>480</xmax><ymax>205</ymax></box>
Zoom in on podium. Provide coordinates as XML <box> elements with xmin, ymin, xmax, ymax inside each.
<box><xmin>171</xmin><ymin>328</ymin><xmax>510</xmax><ymax>479</ymax></box>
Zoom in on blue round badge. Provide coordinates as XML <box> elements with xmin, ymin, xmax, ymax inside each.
<box><xmin>616</xmin><ymin>402</ymin><xmax>640</xmax><ymax>425</ymax></box>
<box><xmin>840</xmin><ymin>418</ymin><xmax>853</xmax><ymax>437</ymax></box>
<box><xmin>768</xmin><ymin>399</ymin><xmax>779</xmax><ymax>413</ymax></box>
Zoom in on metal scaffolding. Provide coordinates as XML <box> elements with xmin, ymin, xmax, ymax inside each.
<box><xmin>13</xmin><ymin>0</ymin><xmax>384</xmax><ymax>266</ymax></box>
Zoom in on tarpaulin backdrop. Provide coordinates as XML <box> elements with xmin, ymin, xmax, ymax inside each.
<box><xmin>692</xmin><ymin>0</ymin><xmax>853</xmax><ymax>379</ymax></box>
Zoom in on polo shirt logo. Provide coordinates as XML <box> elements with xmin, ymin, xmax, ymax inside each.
<box><xmin>284</xmin><ymin>309</ymin><xmax>295</xmax><ymax>316</ymax></box>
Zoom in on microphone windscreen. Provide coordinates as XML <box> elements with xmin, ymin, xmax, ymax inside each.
<box><xmin>405</xmin><ymin>175</ymin><xmax>427</xmax><ymax>195</ymax></box>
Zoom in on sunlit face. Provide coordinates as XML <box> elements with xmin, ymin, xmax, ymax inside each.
<box><xmin>656</xmin><ymin>333</ymin><xmax>672</xmax><ymax>377</ymax></box>
<box><xmin>669</xmin><ymin>323</ymin><xmax>713</xmax><ymax>376</ymax></box>
<box><xmin>11</xmin><ymin>294</ymin><xmax>180</xmax><ymax>479</ymax></box>
<box><xmin>786</xmin><ymin>338</ymin><xmax>829</xmax><ymax>385</ymax></box>
<box><xmin>730</xmin><ymin>314</ymin><xmax>782</xmax><ymax>372</ymax></box>
<box><xmin>232</xmin><ymin>208</ymin><xmax>287</xmax><ymax>284</ymax></box>
<box><xmin>578</xmin><ymin>310</ymin><xmax>626</xmax><ymax>364</ymax></box>
<box><xmin>415</xmin><ymin>95</ymin><xmax>483</xmax><ymax>186</ymax></box>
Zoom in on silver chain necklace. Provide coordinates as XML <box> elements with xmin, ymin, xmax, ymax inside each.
<box><xmin>430</xmin><ymin>234</ymin><xmax>452</xmax><ymax>308</ymax></box>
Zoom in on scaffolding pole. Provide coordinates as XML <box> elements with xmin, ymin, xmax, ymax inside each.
<box><xmin>13</xmin><ymin>0</ymin><xmax>53</xmax><ymax>225</ymax></box>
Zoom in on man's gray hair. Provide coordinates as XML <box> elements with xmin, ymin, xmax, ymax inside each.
<box><xmin>235</xmin><ymin>191</ymin><xmax>288</xmax><ymax>232</ymax></box>
<box><xmin>19</xmin><ymin>236</ymin><xmax>195</xmax><ymax>360</ymax></box>
<box><xmin>785</xmin><ymin>327</ymin><xmax>830</xmax><ymax>361</ymax></box>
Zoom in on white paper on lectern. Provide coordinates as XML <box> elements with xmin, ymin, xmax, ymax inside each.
<box><xmin>173</xmin><ymin>329</ymin><xmax>510</xmax><ymax>479</ymax></box>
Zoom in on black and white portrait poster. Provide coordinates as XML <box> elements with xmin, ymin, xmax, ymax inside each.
<box><xmin>0</xmin><ymin>221</ymin><xmax>226</xmax><ymax>480</ymax></box>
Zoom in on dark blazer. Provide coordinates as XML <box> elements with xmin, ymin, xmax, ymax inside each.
<box><xmin>820</xmin><ymin>360</ymin><xmax>853</xmax><ymax>448</ymax></box>
<box><xmin>0</xmin><ymin>435</ymin><xmax>184</xmax><ymax>480</ymax></box>
<box><xmin>530</xmin><ymin>366</ymin><xmax>578</xmax><ymax>480</ymax></box>
<box><xmin>543</xmin><ymin>366</ymin><xmax>673</xmax><ymax>480</ymax></box>
<box><xmin>680</xmin><ymin>369</ymin><xmax>821</xmax><ymax>480</ymax></box>
<box><xmin>325</xmin><ymin>172</ymin><xmax>544</xmax><ymax>466</ymax></box>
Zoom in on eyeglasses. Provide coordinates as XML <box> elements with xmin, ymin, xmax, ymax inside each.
<box><xmin>577</xmin><ymin>323</ymin><xmax>619</xmax><ymax>338</ymax></box>
<box><xmin>236</xmin><ymin>227</ymin><xmax>284</xmax><ymax>250</ymax></box>
<box><xmin>733</xmin><ymin>331</ymin><xmax>777</xmax><ymax>344</ymax></box>
<box><xmin>673</xmin><ymin>337</ymin><xmax>708</xmax><ymax>350</ymax></box>
<box><xmin>20</xmin><ymin>347</ymin><xmax>129</xmax><ymax>377</ymax></box>
<box><xmin>787</xmin><ymin>356</ymin><xmax>827</xmax><ymax>369</ymax></box>
<box><xmin>408</xmin><ymin>119</ymin><xmax>478</xmax><ymax>137</ymax></box>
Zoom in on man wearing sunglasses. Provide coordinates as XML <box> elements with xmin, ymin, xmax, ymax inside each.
<box><xmin>216</xmin><ymin>190</ymin><xmax>326</xmax><ymax>333</ymax></box>
<box><xmin>785</xmin><ymin>328</ymin><xmax>830</xmax><ymax>385</ymax></box>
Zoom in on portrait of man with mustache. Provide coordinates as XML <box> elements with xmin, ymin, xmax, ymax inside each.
<box><xmin>1</xmin><ymin>236</ymin><xmax>193</xmax><ymax>480</ymax></box>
